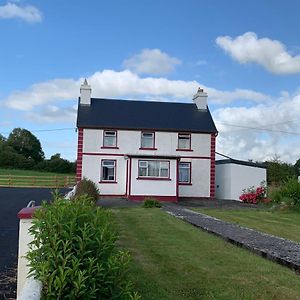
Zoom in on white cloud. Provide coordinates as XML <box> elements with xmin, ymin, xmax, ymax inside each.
<box><xmin>216</xmin><ymin>32</ymin><xmax>300</xmax><ymax>75</ymax></box>
<box><xmin>213</xmin><ymin>93</ymin><xmax>300</xmax><ymax>163</ymax></box>
<box><xmin>3</xmin><ymin>69</ymin><xmax>270</xmax><ymax>111</ymax></box>
<box><xmin>0</xmin><ymin>2</ymin><xmax>42</xmax><ymax>23</ymax></box>
<box><xmin>123</xmin><ymin>49</ymin><xmax>181</xmax><ymax>75</ymax></box>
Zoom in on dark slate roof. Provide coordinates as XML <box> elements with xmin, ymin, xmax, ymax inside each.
<box><xmin>216</xmin><ymin>159</ymin><xmax>266</xmax><ymax>169</ymax></box>
<box><xmin>77</xmin><ymin>98</ymin><xmax>217</xmax><ymax>133</ymax></box>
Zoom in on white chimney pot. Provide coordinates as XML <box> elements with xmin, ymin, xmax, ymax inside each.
<box><xmin>80</xmin><ymin>79</ymin><xmax>92</xmax><ymax>105</ymax></box>
<box><xmin>193</xmin><ymin>88</ymin><xmax>207</xmax><ymax>110</ymax></box>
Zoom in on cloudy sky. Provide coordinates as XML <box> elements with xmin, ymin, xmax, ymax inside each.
<box><xmin>1</xmin><ymin>0</ymin><xmax>300</xmax><ymax>163</ymax></box>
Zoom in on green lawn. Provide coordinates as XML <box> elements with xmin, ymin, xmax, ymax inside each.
<box><xmin>193</xmin><ymin>208</ymin><xmax>300</xmax><ymax>243</ymax></box>
<box><xmin>0</xmin><ymin>168</ymin><xmax>75</xmax><ymax>187</ymax></box>
<box><xmin>0</xmin><ymin>168</ymin><xmax>74</xmax><ymax>176</ymax></box>
<box><xmin>114</xmin><ymin>208</ymin><xmax>300</xmax><ymax>300</ymax></box>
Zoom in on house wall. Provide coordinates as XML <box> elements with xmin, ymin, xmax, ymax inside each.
<box><xmin>130</xmin><ymin>158</ymin><xmax>177</xmax><ymax>200</ymax></box>
<box><xmin>179</xmin><ymin>158</ymin><xmax>210</xmax><ymax>197</ymax></box>
<box><xmin>215</xmin><ymin>163</ymin><xmax>266</xmax><ymax>201</ymax></box>
<box><xmin>79</xmin><ymin>128</ymin><xmax>215</xmax><ymax>199</ymax></box>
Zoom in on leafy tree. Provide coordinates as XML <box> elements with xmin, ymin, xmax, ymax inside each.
<box><xmin>266</xmin><ymin>156</ymin><xmax>296</xmax><ymax>184</ymax></box>
<box><xmin>0</xmin><ymin>134</ymin><xmax>6</xmax><ymax>143</ymax></box>
<box><xmin>294</xmin><ymin>159</ymin><xmax>300</xmax><ymax>176</ymax></box>
<box><xmin>7</xmin><ymin>128</ymin><xmax>44</xmax><ymax>162</ymax></box>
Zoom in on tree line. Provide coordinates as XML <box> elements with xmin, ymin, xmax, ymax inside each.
<box><xmin>0</xmin><ymin>128</ymin><xmax>75</xmax><ymax>174</ymax></box>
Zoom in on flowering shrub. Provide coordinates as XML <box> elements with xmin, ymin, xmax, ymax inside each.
<box><xmin>239</xmin><ymin>182</ymin><xmax>267</xmax><ymax>204</ymax></box>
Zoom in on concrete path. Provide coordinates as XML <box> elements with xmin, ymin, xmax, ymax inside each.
<box><xmin>163</xmin><ymin>203</ymin><xmax>300</xmax><ymax>273</ymax></box>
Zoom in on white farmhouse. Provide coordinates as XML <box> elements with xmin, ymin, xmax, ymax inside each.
<box><xmin>76</xmin><ymin>80</ymin><xmax>218</xmax><ymax>201</ymax></box>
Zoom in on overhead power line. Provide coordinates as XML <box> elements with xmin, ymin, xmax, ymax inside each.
<box><xmin>0</xmin><ymin>127</ymin><xmax>76</xmax><ymax>135</ymax></box>
<box><xmin>215</xmin><ymin>122</ymin><xmax>300</xmax><ymax>135</ymax></box>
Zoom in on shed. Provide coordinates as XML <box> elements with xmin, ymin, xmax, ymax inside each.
<box><xmin>215</xmin><ymin>159</ymin><xmax>267</xmax><ymax>201</ymax></box>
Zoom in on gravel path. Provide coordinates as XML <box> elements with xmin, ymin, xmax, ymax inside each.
<box><xmin>163</xmin><ymin>203</ymin><xmax>300</xmax><ymax>273</ymax></box>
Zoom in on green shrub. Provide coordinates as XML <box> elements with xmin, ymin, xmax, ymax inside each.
<box><xmin>73</xmin><ymin>177</ymin><xmax>99</xmax><ymax>203</ymax></box>
<box><xmin>26</xmin><ymin>195</ymin><xmax>138</xmax><ymax>299</ymax></box>
<box><xmin>270</xmin><ymin>177</ymin><xmax>300</xmax><ymax>207</ymax></box>
<box><xmin>143</xmin><ymin>198</ymin><xmax>162</xmax><ymax>208</ymax></box>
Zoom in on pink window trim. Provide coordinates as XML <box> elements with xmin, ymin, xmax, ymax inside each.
<box><xmin>136</xmin><ymin>177</ymin><xmax>172</xmax><ymax>181</ymax></box>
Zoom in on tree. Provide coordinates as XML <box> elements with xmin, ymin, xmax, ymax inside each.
<box><xmin>0</xmin><ymin>134</ymin><xmax>6</xmax><ymax>143</ymax></box>
<box><xmin>294</xmin><ymin>159</ymin><xmax>300</xmax><ymax>176</ymax></box>
<box><xmin>266</xmin><ymin>156</ymin><xmax>296</xmax><ymax>184</ymax></box>
<box><xmin>7</xmin><ymin>128</ymin><xmax>44</xmax><ymax>162</ymax></box>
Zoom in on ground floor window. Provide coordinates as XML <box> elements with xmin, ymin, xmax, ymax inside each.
<box><xmin>138</xmin><ymin>160</ymin><xmax>170</xmax><ymax>178</ymax></box>
<box><xmin>179</xmin><ymin>162</ymin><xmax>191</xmax><ymax>184</ymax></box>
<box><xmin>101</xmin><ymin>160</ymin><xmax>116</xmax><ymax>181</ymax></box>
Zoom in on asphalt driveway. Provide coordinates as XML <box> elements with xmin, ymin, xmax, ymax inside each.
<box><xmin>0</xmin><ymin>187</ymin><xmax>68</xmax><ymax>299</ymax></box>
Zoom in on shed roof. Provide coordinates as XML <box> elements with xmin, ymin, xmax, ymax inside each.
<box><xmin>216</xmin><ymin>159</ymin><xmax>266</xmax><ymax>169</ymax></box>
<box><xmin>77</xmin><ymin>98</ymin><xmax>217</xmax><ymax>133</ymax></box>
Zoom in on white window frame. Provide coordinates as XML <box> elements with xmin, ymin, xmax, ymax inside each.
<box><xmin>178</xmin><ymin>162</ymin><xmax>191</xmax><ymax>184</ymax></box>
<box><xmin>138</xmin><ymin>160</ymin><xmax>170</xmax><ymax>178</ymax></box>
<box><xmin>178</xmin><ymin>133</ymin><xmax>191</xmax><ymax>150</ymax></box>
<box><xmin>141</xmin><ymin>132</ymin><xmax>155</xmax><ymax>149</ymax></box>
<box><xmin>101</xmin><ymin>159</ymin><xmax>116</xmax><ymax>181</ymax></box>
<box><xmin>103</xmin><ymin>130</ymin><xmax>117</xmax><ymax>147</ymax></box>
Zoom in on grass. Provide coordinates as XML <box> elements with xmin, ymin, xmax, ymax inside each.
<box><xmin>0</xmin><ymin>168</ymin><xmax>75</xmax><ymax>187</ymax></box>
<box><xmin>193</xmin><ymin>208</ymin><xmax>300</xmax><ymax>243</ymax></box>
<box><xmin>0</xmin><ymin>168</ymin><xmax>74</xmax><ymax>176</ymax></box>
<box><xmin>114</xmin><ymin>208</ymin><xmax>300</xmax><ymax>300</ymax></box>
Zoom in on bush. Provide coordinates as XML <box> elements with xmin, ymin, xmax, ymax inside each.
<box><xmin>239</xmin><ymin>182</ymin><xmax>267</xmax><ymax>204</ymax></box>
<box><xmin>270</xmin><ymin>177</ymin><xmax>300</xmax><ymax>207</ymax></box>
<box><xmin>73</xmin><ymin>178</ymin><xmax>100</xmax><ymax>203</ymax></box>
<box><xmin>26</xmin><ymin>195</ymin><xmax>139</xmax><ymax>299</ymax></box>
<box><xmin>143</xmin><ymin>198</ymin><xmax>162</xmax><ymax>208</ymax></box>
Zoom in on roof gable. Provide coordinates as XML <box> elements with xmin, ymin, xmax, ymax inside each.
<box><xmin>77</xmin><ymin>98</ymin><xmax>217</xmax><ymax>133</ymax></box>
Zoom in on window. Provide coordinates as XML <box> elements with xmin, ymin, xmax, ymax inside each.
<box><xmin>178</xmin><ymin>133</ymin><xmax>191</xmax><ymax>150</ymax></box>
<box><xmin>141</xmin><ymin>132</ymin><xmax>155</xmax><ymax>149</ymax></box>
<box><xmin>103</xmin><ymin>130</ymin><xmax>117</xmax><ymax>147</ymax></box>
<box><xmin>179</xmin><ymin>162</ymin><xmax>191</xmax><ymax>184</ymax></box>
<box><xmin>101</xmin><ymin>160</ymin><xmax>116</xmax><ymax>181</ymax></box>
<box><xmin>138</xmin><ymin>160</ymin><xmax>169</xmax><ymax>178</ymax></box>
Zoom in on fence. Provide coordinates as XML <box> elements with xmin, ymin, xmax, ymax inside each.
<box><xmin>0</xmin><ymin>175</ymin><xmax>76</xmax><ymax>188</ymax></box>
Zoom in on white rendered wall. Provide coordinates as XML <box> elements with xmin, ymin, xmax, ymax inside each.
<box><xmin>215</xmin><ymin>163</ymin><xmax>266</xmax><ymax>201</ymax></box>
<box><xmin>83</xmin><ymin>129</ymin><xmax>211</xmax><ymax>158</ymax></box>
<box><xmin>215</xmin><ymin>164</ymin><xmax>232</xmax><ymax>200</ymax></box>
<box><xmin>179</xmin><ymin>159</ymin><xmax>210</xmax><ymax>197</ymax></box>
<box><xmin>81</xmin><ymin>155</ymin><xmax>127</xmax><ymax>195</ymax></box>
<box><xmin>230</xmin><ymin>164</ymin><xmax>266</xmax><ymax>201</ymax></box>
<box><xmin>17</xmin><ymin>219</ymin><xmax>34</xmax><ymax>298</ymax></box>
<box><xmin>130</xmin><ymin>159</ymin><xmax>177</xmax><ymax>196</ymax></box>
<box><xmin>82</xmin><ymin>129</ymin><xmax>212</xmax><ymax>197</ymax></box>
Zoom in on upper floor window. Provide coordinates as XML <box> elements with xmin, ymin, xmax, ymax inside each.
<box><xmin>178</xmin><ymin>162</ymin><xmax>191</xmax><ymax>184</ymax></box>
<box><xmin>141</xmin><ymin>132</ymin><xmax>155</xmax><ymax>149</ymax></box>
<box><xmin>138</xmin><ymin>160</ymin><xmax>169</xmax><ymax>178</ymax></box>
<box><xmin>178</xmin><ymin>133</ymin><xmax>191</xmax><ymax>150</ymax></box>
<box><xmin>103</xmin><ymin>130</ymin><xmax>117</xmax><ymax>148</ymax></box>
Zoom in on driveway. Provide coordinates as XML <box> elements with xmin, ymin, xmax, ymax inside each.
<box><xmin>0</xmin><ymin>187</ymin><xmax>68</xmax><ymax>299</ymax></box>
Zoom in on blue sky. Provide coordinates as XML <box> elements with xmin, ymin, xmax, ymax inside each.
<box><xmin>1</xmin><ymin>0</ymin><xmax>300</xmax><ymax>163</ymax></box>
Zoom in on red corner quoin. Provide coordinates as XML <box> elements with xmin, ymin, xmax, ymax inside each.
<box><xmin>17</xmin><ymin>207</ymin><xmax>40</xmax><ymax>219</ymax></box>
<box><xmin>210</xmin><ymin>134</ymin><xmax>216</xmax><ymax>198</ymax></box>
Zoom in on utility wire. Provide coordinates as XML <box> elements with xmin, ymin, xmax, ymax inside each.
<box><xmin>0</xmin><ymin>127</ymin><xmax>76</xmax><ymax>135</ymax></box>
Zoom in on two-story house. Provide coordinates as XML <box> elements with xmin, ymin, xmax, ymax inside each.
<box><xmin>76</xmin><ymin>80</ymin><xmax>217</xmax><ymax>201</ymax></box>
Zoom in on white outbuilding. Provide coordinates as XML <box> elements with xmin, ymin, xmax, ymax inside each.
<box><xmin>215</xmin><ymin>159</ymin><xmax>267</xmax><ymax>201</ymax></box>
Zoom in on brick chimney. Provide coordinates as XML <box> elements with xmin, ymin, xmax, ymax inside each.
<box><xmin>193</xmin><ymin>87</ymin><xmax>207</xmax><ymax>110</ymax></box>
<box><xmin>80</xmin><ymin>79</ymin><xmax>91</xmax><ymax>105</ymax></box>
